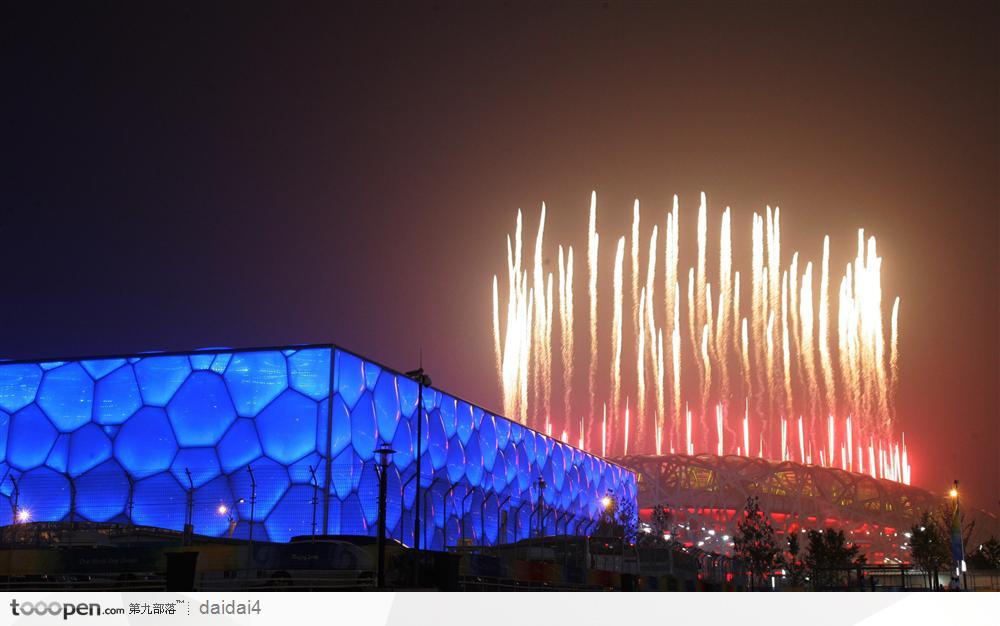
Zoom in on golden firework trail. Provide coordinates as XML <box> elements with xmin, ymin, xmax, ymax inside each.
<box><xmin>532</xmin><ymin>204</ymin><xmax>546</xmax><ymax>428</ymax></box>
<box><xmin>740</xmin><ymin>317</ymin><xmax>752</xmax><ymax>398</ymax></box>
<box><xmin>696</xmin><ymin>193</ymin><xmax>708</xmax><ymax>341</ymax></box>
<box><xmin>631</xmin><ymin>200</ymin><xmax>641</xmax><ymax>343</ymax></box>
<box><xmin>781</xmin><ymin>271</ymin><xmax>793</xmax><ymax>417</ymax></box>
<box><xmin>642</xmin><ymin>226</ymin><xmax>658</xmax><ymax>446</ymax></box>
<box><xmin>767</xmin><ymin>207</ymin><xmax>781</xmax><ymax>353</ymax></box>
<box><xmin>558</xmin><ymin>245</ymin><xmax>574</xmax><ymax>439</ymax></box>
<box><xmin>671</xmin><ymin>284</ymin><xmax>682</xmax><ymax>448</ymax></box>
<box><xmin>601</xmin><ymin>402</ymin><xmax>607</xmax><ymax>457</ymax></box>
<box><xmin>716</xmin><ymin>208</ymin><xmax>732</xmax><ymax>407</ymax></box>
<box><xmin>655</xmin><ymin>328</ymin><xmax>665</xmax><ymax>455</ymax></box>
<box><xmin>687</xmin><ymin>267</ymin><xmax>699</xmax><ymax>396</ymax></box>
<box><xmin>544</xmin><ymin>271</ymin><xmax>554</xmax><ymax>434</ymax></box>
<box><xmin>798</xmin><ymin>416</ymin><xmax>805</xmax><ymax>463</ymax></box>
<box><xmin>701</xmin><ymin>324</ymin><xmax>712</xmax><ymax>435</ymax></box>
<box><xmin>611</xmin><ymin>236</ymin><xmax>625</xmax><ymax>445</ymax></box>
<box><xmin>716</xmin><ymin>405</ymin><xmax>724</xmax><ymax>456</ymax></box>
<box><xmin>588</xmin><ymin>193</ymin><xmax>599</xmax><ymax>443</ymax></box>
<box><xmin>819</xmin><ymin>235</ymin><xmax>836</xmax><ymax>419</ymax></box>
<box><xmin>799</xmin><ymin>262</ymin><xmax>820</xmax><ymax>418</ymax></box>
<box><xmin>636</xmin><ymin>287</ymin><xmax>647</xmax><ymax>445</ymax></box>
<box><xmin>789</xmin><ymin>252</ymin><xmax>801</xmax><ymax>386</ymax></box>
<box><xmin>743</xmin><ymin>402</ymin><xmax>750</xmax><ymax>457</ymax></box>
<box><xmin>492</xmin><ymin>274</ymin><xmax>502</xmax><ymax>382</ymax></box>
<box><xmin>751</xmin><ymin>214</ymin><xmax>766</xmax><ymax>419</ymax></box>
<box><xmin>762</xmin><ymin>273</ymin><xmax>771</xmax><ymax>417</ymax></box>
<box><xmin>666</xmin><ymin>200</ymin><xmax>681</xmax><ymax>445</ymax></box>
<box><xmin>733</xmin><ymin>270</ymin><xmax>742</xmax><ymax>366</ymax></box>
<box><xmin>889</xmin><ymin>296</ymin><xmax>900</xmax><ymax>414</ymax></box>
<box><xmin>492</xmin><ymin>192</ymin><xmax>910</xmax><ymax>483</ymax></box>
<box><xmin>704</xmin><ymin>283</ymin><xmax>715</xmax><ymax>427</ymax></box>
<box><xmin>624</xmin><ymin>397</ymin><xmax>631</xmax><ymax>456</ymax></box>
<box><xmin>765</xmin><ymin>310</ymin><xmax>776</xmax><ymax>431</ymax></box>
<box><xmin>520</xmin><ymin>281</ymin><xmax>531</xmax><ymax>423</ymax></box>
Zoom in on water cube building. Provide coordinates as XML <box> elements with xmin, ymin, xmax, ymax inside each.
<box><xmin>0</xmin><ymin>344</ymin><xmax>636</xmax><ymax>549</ymax></box>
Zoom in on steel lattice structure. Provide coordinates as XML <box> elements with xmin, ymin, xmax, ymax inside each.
<box><xmin>620</xmin><ymin>453</ymin><xmax>938</xmax><ymax>561</ymax></box>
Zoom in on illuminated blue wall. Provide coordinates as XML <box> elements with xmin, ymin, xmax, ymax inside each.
<box><xmin>0</xmin><ymin>345</ymin><xmax>637</xmax><ymax>548</ymax></box>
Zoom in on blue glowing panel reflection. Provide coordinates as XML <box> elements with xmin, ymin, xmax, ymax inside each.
<box><xmin>0</xmin><ymin>346</ymin><xmax>636</xmax><ymax>541</ymax></box>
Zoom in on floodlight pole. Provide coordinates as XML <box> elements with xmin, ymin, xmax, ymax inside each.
<box><xmin>405</xmin><ymin>367</ymin><xmax>431</xmax><ymax>552</ymax></box>
<box><xmin>414</xmin><ymin>376</ymin><xmax>422</xmax><ymax>551</ymax></box>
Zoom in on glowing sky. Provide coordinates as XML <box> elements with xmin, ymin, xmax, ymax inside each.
<box><xmin>3</xmin><ymin>3</ymin><xmax>997</xmax><ymax>511</ymax></box>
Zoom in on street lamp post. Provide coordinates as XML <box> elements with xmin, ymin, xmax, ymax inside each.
<box><xmin>949</xmin><ymin>480</ymin><xmax>966</xmax><ymax>590</ymax></box>
<box><xmin>217</xmin><ymin>503</ymin><xmax>236</xmax><ymax>537</ymax></box>
<box><xmin>535</xmin><ymin>477</ymin><xmax>546</xmax><ymax>538</ymax></box>
<box><xmin>375</xmin><ymin>443</ymin><xmax>396</xmax><ymax>589</ymax></box>
<box><xmin>601</xmin><ymin>492</ymin><xmax>624</xmax><ymax>574</ymax></box>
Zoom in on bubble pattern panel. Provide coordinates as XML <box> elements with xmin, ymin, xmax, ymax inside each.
<box><xmin>0</xmin><ymin>346</ymin><xmax>637</xmax><ymax>547</ymax></box>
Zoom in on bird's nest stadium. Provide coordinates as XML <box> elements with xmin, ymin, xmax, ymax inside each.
<box><xmin>620</xmin><ymin>453</ymin><xmax>939</xmax><ymax>563</ymax></box>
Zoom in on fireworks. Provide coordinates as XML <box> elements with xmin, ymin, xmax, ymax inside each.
<box><xmin>491</xmin><ymin>192</ymin><xmax>910</xmax><ymax>484</ymax></box>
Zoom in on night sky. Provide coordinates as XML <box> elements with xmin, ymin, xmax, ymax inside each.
<box><xmin>3</xmin><ymin>2</ymin><xmax>997</xmax><ymax>512</ymax></box>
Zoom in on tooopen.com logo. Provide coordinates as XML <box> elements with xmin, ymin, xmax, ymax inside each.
<box><xmin>10</xmin><ymin>600</ymin><xmax>124</xmax><ymax>620</ymax></box>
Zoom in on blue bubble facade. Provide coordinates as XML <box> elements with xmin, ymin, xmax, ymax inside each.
<box><xmin>0</xmin><ymin>345</ymin><xmax>637</xmax><ymax>548</ymax></box>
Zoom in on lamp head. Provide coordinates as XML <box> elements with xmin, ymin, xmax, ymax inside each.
<box><xmin>405</xmin><ymin>369</ymin><xmax>432</xmax><ymax>386</ymax></box>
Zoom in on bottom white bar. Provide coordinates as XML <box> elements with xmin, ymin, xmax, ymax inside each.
<box><xmin>0</xmin><ymin>591</ymin><xmax>994</xmax><ymax>625</ymax></box>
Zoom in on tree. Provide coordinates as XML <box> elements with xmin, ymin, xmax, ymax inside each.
<box><xmin>932</xmin><ymin>501</ymin><xmax>975</xmax><ymax>554</ymax></box>
<box><xmin>615</xmin><ymin>495</ymin><xmax>638</xmax><ymax>544</ymax></box>
<box><xmin>967</xmin><ymin>536</ymin><xmax>1000</xmax><ymax>570</ymax></box>
<box><xmin>595</xmin><ymin>493</ymin><xmax>618</xmax><ymax>537</ymax></box>
<box><xmin>733</xmin><ymin>496</ymin><xmax>781</xmax><ymax>590</ymax></box>
<box><xmin>802</xmin><ymin>528</ymin><xmax>865</xmax><ymax>590</ymax></box>
<box><xmin>909</xmin><ymin>511</ymin><xmax>950</xmax><ymax>589</ymax></box>
<box><xmin>596</xmin><ymin>491</ymin><xmax>637</xmax><ymax>544</ymax></box>
<box><xmin>784</xmin><ymin>532</ymin><xmax>807</xmax><ymax>587</ymax></box>
<box><xmin>636</xmin><ymin>503</ymin><xmax>672</xmax><ymax>547</ymax></box>
<box><xmin>650</xmin><ymin>503</ymin><xmax>672</xmax><ymax>539</ymax></box>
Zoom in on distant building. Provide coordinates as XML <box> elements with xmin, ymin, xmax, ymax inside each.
<box><xmin>624</xmin><ymin>453</ymin><xmax>938</xmax><ymax>562</ymax></box>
